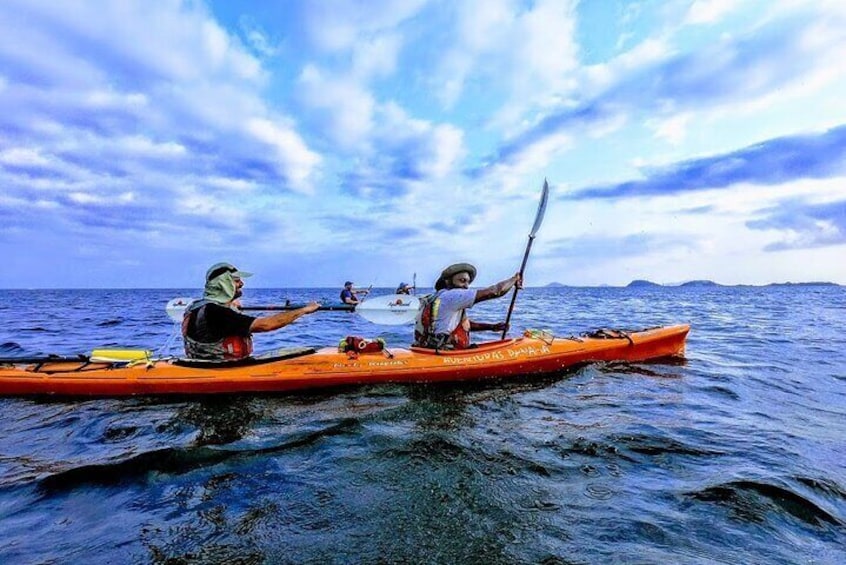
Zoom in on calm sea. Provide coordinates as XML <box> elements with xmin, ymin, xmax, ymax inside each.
<box><xmin>0</xmin><ymin>286</ymin><xmax>844</xmax><ymax>564</ymax></box>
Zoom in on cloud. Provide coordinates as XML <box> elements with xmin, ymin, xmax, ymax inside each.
<box><xmin>433</xmin><ymin>0</ymin><xmax>580</xmax><ymax>112</ymax></box>
<box><xmin>318</xmin><ymin>210</ymin><xmax>424</xmax><ymax>244</ymax></box>
<box><xmin>684</xmin><ymin>0</ymin><xmax>739</xmax><ymax>26</ymax></box>
<box><xmin>333</xmin><ymin>102</ymin><xmax>465</xmax><ymax>198</ymax></box>
<box><xmin>238</xmin><ymin>15</ymin><xmax>281</xmax><ymax>57</ymax></box>
<box><xmin>481</xmin><ymin>6</ymin><xmax>846</xmax><ymax>173</ymax></box>
<box><xmin>246</xmin><ymin>118</ymin><xmax>321</xmax><ymax>191</ymax></box>
<box><xmin>295</xmin><ymin>65</ymin><xmax>376</xmax><ymax>149</ymax></box>
<box><xmin>541</xmin><ymin>231</ymin><xmax>694</xmax><ymax>261</ymax></box>
<box><xmin>302</xmin><ymin>0</ymin><xmax>426</xmax><ymax>53</ymax></box>
<box><xmin>350</xmin><ymin>33</ymin><xmax>402</xmax><ymax>80</ymax></box>
<box><xmin>0</xmin><ymin>0</ymin><xmax>321</xmax><ymax>223</ymax></box>
<box><xmin>375</xmin><ymin>104</ymin><xmax>464</xmax><ymax>178</ymax></box>
<box><xmin>748</xmin><ymin>199</ymin><xmax>846</xmax><ymax>251</ymax></box>
<box><xmin>564</xmin><ymin>124</ymin><xmax>846</xmax><ymax>200</ymax></box>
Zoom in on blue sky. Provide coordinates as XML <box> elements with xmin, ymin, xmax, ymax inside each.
<box><xmin>1</xmin><ymin>0</ymin><xmax>844</xmax><ymax>289</ymax></box>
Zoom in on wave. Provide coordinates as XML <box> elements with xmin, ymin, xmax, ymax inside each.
<box><xmin>35</xmin><ymin>418</ymin><xmax>362</xmax><ymax>493</ymax></box>
<box><xmin>613</xmin><ymin>433</ymin><xmax>726</xmax><ymax>458</ymax></box>
<box><xmin>0</xmin><ymin>342</ymin><xmax>27</xmax><ymax>355</ymax></box>
<box><xmin>686</xmin><ymin>479</ymin><xmax>843</xmax><ymax>527</ymax></box>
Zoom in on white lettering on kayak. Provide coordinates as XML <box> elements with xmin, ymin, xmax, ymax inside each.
<box><xmin>507</xmin><ymin>344</ymin><xmax>551</xmax><ymax>358</ymax></box>
<box><xmin>366</xmin><ymin>360</ymin><xmax>408</xmax><ymax>367</ymax></box>
<box><xmin>441</xmin><ymin>344</ymin><xmax>551</xmax><ymax>365</ymax></box>
<box><xmin>441</xmin><ymin>351</ymin><xmax>506</xmax><ymax>365</ymax></box>
<box><xmin>331</xmin><ymin>360</ymin><xmax>409</xmax><ymax>369</ymax></box>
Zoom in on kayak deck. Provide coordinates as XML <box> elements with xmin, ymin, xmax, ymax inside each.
<box><xmin>0</xmin><ymin>325</ymin><xmax>689</xmax><ymax>397</ymax></box>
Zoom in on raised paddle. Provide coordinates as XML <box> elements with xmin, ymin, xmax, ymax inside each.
<box><xmin>501</xmin><ymin>178</ymin><xmax>550</xmax><ymax>339</ymax></box>
<box><xmin>165</xmin><ymin>294</ymin><xmax>420</xmax><ymax>326</ymax></box>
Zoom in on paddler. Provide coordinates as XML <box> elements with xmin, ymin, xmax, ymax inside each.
<box><xmin>340</xmin><ymin>281</ymin><xmax>369</xmax><ymax>305</ymax></box>
<box><xmin>395</xmin><ymin>282</ymin><xmax>414</xmax><ymax>295</ymax></box>
<box><xmin>414</xmin><ymin>262</ymin><xmax>521</xmax><ymax>350</ymax></box>
<box><xmin>182</xmin><ymin>262</ymin><xmax>320</xmax><ymax>360</ymax></box>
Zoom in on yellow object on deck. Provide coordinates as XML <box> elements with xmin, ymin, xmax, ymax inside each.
<box><xmin>90</xmin><ymin>349</ymin><xmax>153</xmax><ymax>363</ymax></box>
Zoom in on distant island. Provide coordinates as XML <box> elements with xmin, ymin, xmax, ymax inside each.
<box><xmin>627</xmin><ymin>279</ymin><xmax>726</xmax><ymax>288</ymax></box>
<box><xmin>678</xmin><ymin>280</ymin><xmax>721</xmax><ymax>287</ymax></box>
<box><xmin>542</xmin><ymin>280</ymin><xmax>841</xmax><ymax>288</ymax></box>
<box><xmin>764</xmin><ymin>281</ymin><xmax>841</xmax><ymax>287</ymax></box>
<box><xmin>627</xmin><ymin>279</ymin><xmax>663</xmax><ymax>288</ymax></box>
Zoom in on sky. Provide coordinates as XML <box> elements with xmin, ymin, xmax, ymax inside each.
<box><xmin>1</xmin><ymin>0</ymin><xmax>845</xmax><ymax>289</ymax></box>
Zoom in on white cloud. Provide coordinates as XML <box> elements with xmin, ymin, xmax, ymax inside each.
<box><xmin>303</xmin><ymin>0</ymin><xmax>427</xmax><ymax>53</ymax></box>
<box><xmin>351</xmin><ymin>34</ymin><xmax>401</xmax><ymax>80</ymax></box>
<box><xmin>0</xmin><ymin>0</ymin><xmax>322</xmax><ymax>205</ymax></box>
<box><xmin>296</xmin><ymin>65</ymin><xmax>376</xmax><ymax>149</ymax></box>
<box><xmin>204</xmin><ymin>176</ymin><xmax>257</xmax><ymax>192</ymax></box>
<box><xmin>0</xmin><ymin>147</ymin><xmax>50</xmax><ymax>166</ymax></box>
<box><xmin>435</xmin><ymin>0</ymin><xmax>580</xmax><ymax>117</ymax></box>
<box><xmin>378</xmin><ymin>103</ymin><xmax>466</xmax><ymax>180</ymax></box>
<box><xmin>239</xmin><ymin>16</ymin><xmax>281</xmax><ymax>58</ymax></box>
<box><xmin>584</xmin><ymin>38</ymin><xmax>673</xmax><ymax>96</ymax></box>
<box><xmin>245</xmin><ymin>118</ymin><xmax>322</xmax><ymax>191</ymax></box>
<box><xmin>481</xmin><ymin>132</ymin><xmax>573</xmax><ymax>194</ymax></box>
<box><xmin>117</xmin><ymin>136</ymin><xmax>187</xmax><ymax>158</ymax></box>
<box><xmin>68</xmin><ymin>192</ymin><xmax>102</xmax><ymax>205</ymax></box>
<box><xmin>648</xmin><ymin>113</ymin><xmax>692</xmax><ymax>144</ymax></box>
<box><xmin>425</xmin><ymin>125</ymin><xmax>464</xmax><ymax>178</ymax></box>
<box><xmin>684</xmin><ymin>0</ymin><xmax>738</xmax><ymax>25</ymax></box>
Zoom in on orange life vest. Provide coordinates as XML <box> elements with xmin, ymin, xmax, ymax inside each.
<box><xmin>414</xmin><ymin>291</ymin><xmax>471</xmax><ymax>350</ymax></box>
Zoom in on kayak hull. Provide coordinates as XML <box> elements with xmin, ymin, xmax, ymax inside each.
<box><xmin>0</xmin><ymin>325</ymin><xmax>689</xmax><ymax>397</ymax></box>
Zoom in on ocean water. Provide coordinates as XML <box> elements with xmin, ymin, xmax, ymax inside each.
<box><xmin>0</xmin><ymin>285</ymin><xmax>844</xmax><ymax>564</ymax></box>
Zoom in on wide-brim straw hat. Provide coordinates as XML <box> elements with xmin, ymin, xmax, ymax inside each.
<box><xmin>435</xmin><ymin>262</ymin><xmax>477</xmax><ymax>290</ymax></box>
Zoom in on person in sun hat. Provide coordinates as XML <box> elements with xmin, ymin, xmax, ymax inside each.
<box><xmin>413</xmin><ymin>262</ymin><xmax>521</xmax><ymax>350</ymax></box>
<box><xmin>182</xmin><ymin>262</ymin><xmax>320</xmax><ymax>361</ymax></box>
<box><xmin>340</xmin><ymin>280</ymin><xmax>369</xmax><ymax>305</ymax></box>
<box><xmin>395</xmin><ymin>282</ymin><xmax>414</xmax><ymax>295</ymax></box>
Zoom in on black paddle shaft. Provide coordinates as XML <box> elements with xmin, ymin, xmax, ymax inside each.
<box><xmin>240</xmin><ymin>304</ymin><xmax>355</xmax><ymax>312</ymax></box>
<box><xmin>500</xmin><ymin>178</ymin><xmax>549</xmax><ymax>339</ymax></box>
<box><xmin>501</xmin><ymin>234</ymin><xmax>535</xmax><ymax>339</ymax></box>
<box><xmin>0</xmin><ymin>355</ymin><xmax>89</xmax><ymax>364</ymax></box>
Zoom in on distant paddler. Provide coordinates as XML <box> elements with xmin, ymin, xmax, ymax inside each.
<box><xmin>340</xmin><ymin>281</ymin><xmax>370</xmax><ymax>305</ymax></box>
<box><xmin>395</xmin><ymin>282</ymin><xmax>415</xmax><ymax>295</ymax></box>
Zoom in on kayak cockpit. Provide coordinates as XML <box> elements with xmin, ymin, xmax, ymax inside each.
<box><xmin>172</xmin><ymin>346</ymin><xmax>317</xmax><ymax>368</ymax></box>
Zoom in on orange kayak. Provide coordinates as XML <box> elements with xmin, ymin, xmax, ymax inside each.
<box><xmin>0</xmin><ymin>325</ymin><xmax>689</xmax><ymax>397</ymax></box>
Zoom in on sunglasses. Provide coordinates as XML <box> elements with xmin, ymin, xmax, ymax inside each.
<box><xmin>207</xmin><ymin>266</ymin><xmax>238</xmax><ymax>281</ymax></box>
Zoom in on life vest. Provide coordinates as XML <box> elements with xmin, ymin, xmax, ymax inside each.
<box><xmin>181</xmin><ymin>301</ymin><xmax>253</xmax><ymax>360</ymax></box>
<box><xmin>413</xmin><ymin>291</ymin><xmax>471</xmax><ymax>350</ymax></box>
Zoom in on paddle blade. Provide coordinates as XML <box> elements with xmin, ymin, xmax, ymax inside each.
<box><xmin>165</xmin><ymin>297</ymin><xmax>195</xmax><ymax>323</ymax></box>
<box><xmin>356</xmin><ymin>294</ymin><xmax>420</xmax><ymax>325</ymax></box>
<box><xmin>530</xmin><ymin>178</ymin><xmax>550</xmax><ymax>237</ymax></box>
